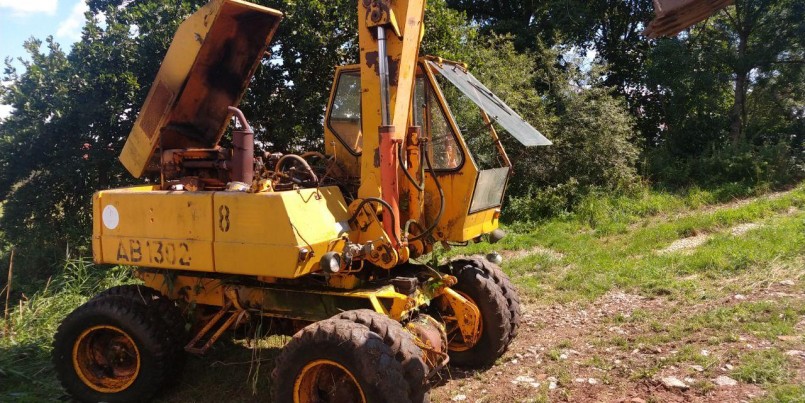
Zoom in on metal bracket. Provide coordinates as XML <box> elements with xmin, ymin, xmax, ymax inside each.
<box><xmin>185</xmin><ymin>299</ymin><xmax>248</xmax><ymax>355</ymax></box>
<box><xmin>363</xmin><ymin>0</ymin><xmax>401</xmax><ymax>37</ymax></box>
<box><xmin>438</xmin><ymin>288</ymin><xmax>481</xmax><ymax>348</ymax></box>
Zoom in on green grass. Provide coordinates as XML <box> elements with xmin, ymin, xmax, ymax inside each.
<box><xmin>683</xmin><ymin>301</ymin><xmax>805</xmax><ymax>341</ymax></box>
<box><xmin>756</xmin><ymin>384</ymin><xmax>805</xmax><ymax>403</ymax></box>
<box><xmin>0</xmin><ymin>260</ymin><xmax>133</xmax><ymax>401</ymax></box>
<box><xmin>732</xmin><ymin>350</ymin><xmax>791</xmax><ymax>385</ymax></box>
<box><xmin>448</xmin><ymin>182</ymin><xmax>805</xmax><ymax>303</ymax></box>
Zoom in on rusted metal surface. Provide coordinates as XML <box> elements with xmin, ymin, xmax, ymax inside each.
<box><xmin>228</xmin><ymin>106</ymin><xmax>255</xmax><ymax>185</ymax></box>
<box><xmin>120</xmin><ymin>1</ymin><xmax>283</xmax><ymax>178</ymax></box>
<box><xmin>185</xmin><ymin>300</ymin><xmax>249</xmax><ymax>355</ymax></box>
<box><xmin>406</xmin><ymin>314</ymin><xmax>450</xmax><ymax>375</ymax></box>
<box><xmin>644</xmin><ymin>0</ymin><xmax>734</xmax><ymax>38</ymax></box>
<box><xmin>161</xmin><ymin>147</ymin><xmax>231</xmax><ymax>190</ymax></box>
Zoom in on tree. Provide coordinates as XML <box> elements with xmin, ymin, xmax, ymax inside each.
<box><xmin>715</xmin><ymin>0</ymin><xmax>804</xmax><ymax>143</ymax></box>
<box><xmin>446</xmin><ymin>0</ymin><xmax>655</xmax><ymax>95</ymax></box>
<box><xmin>0</xmin><ymin>2</ymin><xmax>196</xmax><ymax>283</ymax></box>
<box><xmin>638</xmin><ymin>0</ymin><xmax>804</xmax><ymax>186</ymax></box>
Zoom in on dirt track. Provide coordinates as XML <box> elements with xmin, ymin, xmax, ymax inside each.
<box><xmin>430</xmin><ymin>282</ymin><xmax>805</xmax><ymax>402</ymax></box>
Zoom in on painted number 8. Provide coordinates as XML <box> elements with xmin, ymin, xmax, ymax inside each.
<box><xmin>218</xmin><ymin>205</ymin><xmax>230</xmax><ymax>232</ymax></box>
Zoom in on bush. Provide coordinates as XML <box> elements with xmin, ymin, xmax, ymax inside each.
<box><xmin>504</xmin><ymin>179</ymin><xmax>581</xmax><ymax>222</ymax></box>
<box><xmin>503</xmin><ymin>83</ymin><xmax>642</xmax><ymax>222</ymax></box>
<box><xmin>649</xmin><ymin>140</ymin><xmax>804</xmax><ymax>190</ymax></box>
<box><xmin>0</xmin><ymin>259</ymin><xmax>133</xmax><ymax>345</ymax></box>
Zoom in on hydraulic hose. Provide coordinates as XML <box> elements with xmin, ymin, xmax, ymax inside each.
<box><xmin>274</xmin><ymin>154</ymin><xmax>319</xmax><ymax>183</ymax></box>
<box><xmin>398</xmin><ymin>141</ymin><xmax>425</xmax><ymax>191</ymax></box>
<box><xmin>407</xmin><ymin>144</ymin><xmax>445</xmax><ymax>242</ymax></box>
<box><xmin>348</xmin><ymin>197</ymin><xmax>401</xmax><ymax>246</ymax></box>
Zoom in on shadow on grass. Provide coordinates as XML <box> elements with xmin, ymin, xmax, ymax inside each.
<box><xmin>0</xmin><ymin>341</ymin><xmax>63</xmax><ymax>402</ymax></box>
<box><xmin>0</xmin><ymin>335</ymin><xmax>284</xmax><ymax>403</ymax></box>
<box><xmin>156</xmin><ymin>338</ymin><xmax>283</xmax><ymax>403</ymax></box>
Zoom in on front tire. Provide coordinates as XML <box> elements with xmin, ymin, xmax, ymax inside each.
<box><xmin>92</xmin><ymin>284</ymin><xmax>188</xmax><ymax>347</ymax></box>
<box><xmin>438</xmin><ymin>259</ymin><xmax>513</xmax><ymax>368</ymax></box>
<box><xmin>334</xmin><ymin>309</ymin><xmax>430</xmax><ymax>402</ymax></box>
<box><xmin>52</xmin><ymin>296</ymin><xmax>173</xmax><ymax>402</ymax></box>
<box><xmin>272</xmin><ymin>318</ymin><xmax>412</xmax><ymax>403</ymax></box>
<box><xmin>454</xmin><ymin>258</ymin><xmax>521</xmax><ymax>347</ymax></box>
<box><xmin>92</xmin><ymin>284</ymin><xmax>188</xmax><ymax>375</ymax></box>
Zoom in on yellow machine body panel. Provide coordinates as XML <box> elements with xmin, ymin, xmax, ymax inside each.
<box><xmin>119</xmin><ymin>0</ymin><xmax>283</xmax><ymax>178</ymax></box>
<box><xmin>213</xmin><ymin>187</ymin><xmax>350</xmax><ymax>277</ymax></box>
<box><xmin>93</xmin><ymin>187</ymin><xmax>217</xmax><ymax>272</ymax></box>
<box><xmin>93</xmin><ymin>187</ymin><xmax>350</xmax><ymax>278</ymax></box>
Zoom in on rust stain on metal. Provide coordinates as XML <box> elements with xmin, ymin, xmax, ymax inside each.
<box><xmin>364</xmin><ymin>52</ymin><xmax>399</xmax><ymax>85</ymax></box>
<box><xmin>387</xmin><ymin>57</ymin><xmax>400</xmax><ymax>86</ymax></box>
<box><xmin>644</xmin><ymin>0</ymin><xmax>734</xmax><ymax>38</ymax></box>
<box><xmin>365</xmin><ymin>51</ymin><xmax>380</xmax><ymax>75</ymax></box>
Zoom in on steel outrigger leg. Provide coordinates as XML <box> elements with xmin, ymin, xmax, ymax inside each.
<box><xmin>185</xmin><ymin>296</ymin><xmax>249</xmax><ymax>354</ymax></box>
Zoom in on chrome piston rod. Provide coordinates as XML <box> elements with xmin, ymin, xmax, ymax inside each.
<box><xmin>377</xmin><ymin>26</ymin><xmax>391</xmax><ymax>126</ymax></box>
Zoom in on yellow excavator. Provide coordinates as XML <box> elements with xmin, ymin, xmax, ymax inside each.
<box><xmin>50</xmin><ymin>0</ymin><xmax>733</xmax><ymax>401</ymax></box>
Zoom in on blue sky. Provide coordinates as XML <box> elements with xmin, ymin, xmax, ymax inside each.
<box><xmin>1</xmin><ymin>0</ymin><xmax>89</xmax><ymax>118</ymax></box>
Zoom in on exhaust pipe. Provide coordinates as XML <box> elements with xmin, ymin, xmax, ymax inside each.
<box><xmin>228</xmin><ymin>106</ymin><xmax>254</xmax><ymax>187</ymax></box>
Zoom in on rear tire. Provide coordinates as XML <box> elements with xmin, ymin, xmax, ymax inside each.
<box><xmin>272</xmin><ymin>318</ymin><xmax>412</xmax><ymax>403</ymax></box>
<box><xmin>93</xmin><ymin>284</ymin><xmax>188</xmax><ymax>375</ymax></box>
<box><xmin>334</xmin><ymin>309</ymin><xmax>430</xmax><ymax>402</ymax></box>
<box><xmin>52</xmin><ymin>296</ymin><xmax>173</xmax><ymax>402</ymax></box>
<box><xmin>93</xmin><ymin>284</ymin><xmax>188</xmax><ymax>346</ymax></box>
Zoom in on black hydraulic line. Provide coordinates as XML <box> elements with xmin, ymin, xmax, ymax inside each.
<box><xmin>407</xmin><ymin>144</ymin><xmax>445</xmax><ymax>242</ymax></box>
<box><xmin>348</xmin><ymin>197</ymin><xmax>401</xmax><ymax>246</ymax></box>
<box><xmin>398</xmin><ymin>141</ymin><xmax>425</xmax><ymax>191</ymax></box>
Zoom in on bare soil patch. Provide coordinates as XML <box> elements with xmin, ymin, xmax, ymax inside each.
<box><xmin>658</xmin><ymin>234</ymin><xmax>711</xmax><ymax>254</ymax></box>
<box><xmin>431</xmin><ymin>281</ymin><xmax>805</xmax><ymax>402</ymax></box>
<box><xmin>500</xmin><ymin>246</ymin><xmax>565</xmax><ymax>261</ymax></box>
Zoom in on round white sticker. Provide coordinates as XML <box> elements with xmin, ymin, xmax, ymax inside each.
<box><xmin>102</xmin><ymin>205</ymin><xmax>120</xmax><ymax>230</ymax></box>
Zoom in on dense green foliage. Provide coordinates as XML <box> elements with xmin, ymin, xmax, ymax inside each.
<box><xmin>0</xmin><ymin>259</ymin><xmax>133</xmax><ymax>397</ymax></box>
<box><xmin>0</xmin><ymin>0</ymin><xmax>803</xmax><ymax>281</ymax></box>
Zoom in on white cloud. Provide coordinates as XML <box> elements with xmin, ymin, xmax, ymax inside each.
<box><xmin>0</xmin><ymin>0</ymin><xmax>58</xmax><ymax>15</ymax></box>
<box><xmin>56</xmin><ymin>0</ymin><xmax>88</xmax><ymax>42</ymax></box>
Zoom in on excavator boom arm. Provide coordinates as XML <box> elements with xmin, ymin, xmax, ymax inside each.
<box><xmin>357</xmin><ymin>0</ymin><xmax>426</xmax><ymax>247</ymax></box>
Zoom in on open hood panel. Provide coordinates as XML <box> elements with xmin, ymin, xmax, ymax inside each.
<box><xmin>428</xmin><ymin>60</ymin><xmax>551</xmax><ymax>147</ymax></box>
<box><xmin>120</xmin><ymin>0</ymin><xmax>283</xmax><ymax>178</ymax></box>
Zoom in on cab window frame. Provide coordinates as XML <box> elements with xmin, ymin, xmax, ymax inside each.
<box><xmin>418</xmin><ymin>62</ymin><xmax>466</xmax><ymax>173</ymax></box>
<box><xmin>326</xmin><ymin>68</ymin><xmax>363</xmax><ymax>157</ymax></box>
<box><xmin>326</xmin><ymin>64</ymin><xmax>468</xmax><ymax>172</ymax></box>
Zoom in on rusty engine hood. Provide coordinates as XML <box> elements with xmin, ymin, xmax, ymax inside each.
<box><xmin>643</xmin><ymin>0</ymin><xmax>734</xmax><ymax>38</ymax></box>
<box><xmin>120</xmin><ymin>0</ymin><xmax>282</xmax><ymax>178</ymax></box>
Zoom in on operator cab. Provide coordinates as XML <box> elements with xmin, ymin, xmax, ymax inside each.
<box><xmin>324</xmin><ymin>57</ymin><xmax>550</xmax><ymax>245</ymax></box>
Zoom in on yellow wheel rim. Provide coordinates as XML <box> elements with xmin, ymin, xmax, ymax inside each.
<box><xmin>72</xmin><ymin>325</ymin><xmax>141</xmax><ymax>393</ymax></box>
<box><xmin>444</xmin><ymin>291</ymin><xmax>483</xmax><ymax>352</ymax></box>
<box><xmin>293</xmin><ymin>359</ymin><xmax>366</xmax><ymax>403</ymax></box>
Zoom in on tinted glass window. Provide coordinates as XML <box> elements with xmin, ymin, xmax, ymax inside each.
<box><xmin>428</xmin><ymin>61</ymin><xmax>550</xmax><ymax>147</ymax></box>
